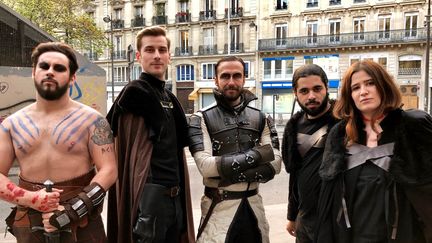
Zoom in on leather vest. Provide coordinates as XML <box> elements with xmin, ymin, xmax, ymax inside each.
<box><xmin>202</xmin><ymin>104</ymin><xmax>265</xmax><ymax>156</ymax></box>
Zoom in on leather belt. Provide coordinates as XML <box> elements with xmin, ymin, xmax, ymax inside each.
<box><xmin>197</xmin><ymin>187</ymin><xmax>258</xmax><ymax>239</ymax></box>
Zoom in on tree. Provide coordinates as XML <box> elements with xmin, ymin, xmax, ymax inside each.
<box><xmin>2</xmin><ymin>0</ymin><xmax>108</xmax><ymax>55</ymax></box>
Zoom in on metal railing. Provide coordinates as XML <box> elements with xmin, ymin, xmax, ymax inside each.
<box><xmin>152</xmin><ymin>16</ymin><xmax>167</xmax><ymax>25</ymax></box>
<box><xmin>131</xmin><ymin>17</ymin><xmax>145</xmax><ymax>27</ymax></box>
<box><xmin>84</xmin><ymin>52</ymin><xmax>99</xmax><ymax>61</ymax></box>
<box><xmin>175</xmin><ymin>12</ymin><xmax>191</xmax><ymax>23</ymax></box>
<box><xmin>112</xmin><ymin>19</ymin><xmax>124</xmax><ymax>29</ymax></box>
<box><xmin>258</xmin><ymin>28</ymin><xmax>427</xmax><ymax>51</ymax></box>
<box><xmin>223</xmin><ymin>43</ymin><xmax>244</xmax><ymax>53</ymax></box>
<box><xmin>398</xmin><ymin>67</ymin><xmax>421</xmax><ymax>75</ymax></box>
<box><xmin>198</xmin><ymin>45</ymin><xmax>218</xmax><ymax>55</ymax></box>
<box><xmin>224</xmin><ymin>7</ymin><xmax>243</xmax><ymax>18</ymax></box>
<box><xmin>175</xmin><ymin>46</ymin><xmax>193</xmax><ymax>56</ymax></box>
<box><xmin>112</xmin><ymin>50</ymin><xmax>126</xmax><ymax>60</ymax></box>
<box><xmin>199</xmin><ymin>10</ymin><xmax>216</xmax><ymax>21</ymax></box>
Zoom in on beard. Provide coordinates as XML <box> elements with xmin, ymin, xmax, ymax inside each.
<box><xmin>35</xmin><ymin>78</ymin><xmax>70</xmax><ymax>101</ymax></box>
<box><xmin>298</xmin><ymin>93</ymin><xmax>329</xmax><ymax>117</ymax></box>
<box><xmin>221</xmin><ymin>85</ymin><xmax>243</xmax><ymax>102</ymax></box>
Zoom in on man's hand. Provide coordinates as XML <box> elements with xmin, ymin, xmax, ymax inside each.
<box><xmin>28</xmin><ymin>188</ymin><xmax>62</xmax><ymax>212</ymax></box>
<box><xmin>42</xmin><ymin>205</ymin><xmax>65</xmax><ymax>233</ymax></box>
<box><xmin>286</xmin><ymin>220</ymin><xmax>296</xmax><ymax>237</ymax></box>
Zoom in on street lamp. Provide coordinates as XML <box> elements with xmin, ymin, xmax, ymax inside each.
<box><xmin>103</xmin><ymin>15</ymin><xmax>115</xmax><ymax>103</ymax></box>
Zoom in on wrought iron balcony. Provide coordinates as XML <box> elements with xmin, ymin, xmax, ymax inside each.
<box><xmin>354</xmin><ymin>0</ymin><xmax>366</xmax><ymax>3</ymax></box>
<box><xmin>175</xmin><ymin>12</ymin><xmax>191</xmax><ymax>23</ymax></box>
<box><xmin>224</xmin><ymin>7</ymin><xmax>243</xmax><ymax>18</ymax></box>
<box><xmin>131</xmin><ymin>16</ymin><xmax>145</xmax><ymax>27</ymax></box>
<box><xmin>152</xmin><ymin>15</ymin><xmax>167</xmax><ymax>25</ymax></box>
<box><xmin>198</xmin><ymin>45</ymin><xmax>218</xmax><ymax>55</ymax></box>
<box><xmin>112</xmin><ymin>50</ymin><xmax>126</xmax><ymax>60</ymax></box>
<box><xmin>175</xmin><ymin>46</ymin><xmax>193</xmax><ymax>56</ymax></box>
<box><xmin>398</xmin><ymin>67</ymin><xmax>421</xmax><ymax>76</ymax></box>
<box><xmin>84</xmin><ymin>52</ymin><xmax>98</xmax><ymax>61</ymax></box>
<box><xmin>199</xmin><ymin>10</ymin><xmax>216</xmax><ymax>21</ymax></box>
<box><xmin>258</xmin><ymin>28</ymin><xmax>427</xmax><ymax>52</ymax></box>
<box><xmin>112</xmin><ymin>19</ymin><xmax>124</xmax><ymax>29</ymax></box>
<box><xmin>306</xmin><ymin>2</ymin><xmax>318</xmax><ymax>7</ymax></box>
<box><xmin>223</xmin><ymin>43</ymin><xmax>244</xmax><ymax>54</ymax></box>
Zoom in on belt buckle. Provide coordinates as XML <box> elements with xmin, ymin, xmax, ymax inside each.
<box><xmin>218</xmin><ymin>189</ymin><xmax>228</xmax><ymax>201</ymax></box>
<box><xmin>170</xmin><ymin>186</ymin><xmax>180</xmax><ymax>197</ymax></box>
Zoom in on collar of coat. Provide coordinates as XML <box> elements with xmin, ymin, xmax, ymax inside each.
<box><xmin>282</xmin><ymin>99</ymin><xmax>338</xmax><ymax>173</ymax></box>
<box><xmin>319</xmin><ymin>108</ymin><xmax>432</xmax><ymax>186</ymax></box>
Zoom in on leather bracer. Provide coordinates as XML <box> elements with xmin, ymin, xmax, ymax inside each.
<box><xmin>49</xmin><ymin>182</ymin><xmax>106</xmax><ymax>229</ymax></box>
<box><xmin>188</xmin><ymin>114</ymin><xmax>204</xmax><ymax>154</ymax></box>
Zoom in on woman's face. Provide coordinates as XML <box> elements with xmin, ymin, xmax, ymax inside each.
<box><xmin>350</xmin><ymin>70</ymin><xmax>381</xmax><ymax>118</ymax></box>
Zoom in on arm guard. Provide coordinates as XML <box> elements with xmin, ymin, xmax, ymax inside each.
<box><xmin>227</xmin><ymin>163</ymin><xmax>276</xmax><ymax>185</ymax></box>
<box><xmin>266</xmin><ymin>115</ymin><xmax>280</xmax><ymax>150</ymax></box>
<box><xmin>49</xmin><ymin>182</ymin><xmax>106</xmax><ymax>229</ymax></box>
<box><xmin>188</xmin><ymin>114</ymin><xmax>204</xmax><ymax>154</ymax></box>
<box><xmin>218</xmin><ymin>144</ymin><xmax>274</xmax><ymax>179</ymax></box>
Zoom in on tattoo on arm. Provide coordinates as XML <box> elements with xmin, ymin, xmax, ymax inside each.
<box><xmin>91</xmin><ymin>117</ymin><xmax>113</xmax><ymax>146</ymax></box>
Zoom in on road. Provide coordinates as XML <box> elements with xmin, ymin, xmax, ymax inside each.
<box><xmin>0</xmin><ymin>148</ymin><xmax>295</xmax><ymax>243</ymax></box>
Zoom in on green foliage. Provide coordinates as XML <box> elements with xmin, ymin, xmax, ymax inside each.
<box><xmin>2</xmin><ymin>0</ymin><xmax>108</xmax><ymax>55</ymax></box>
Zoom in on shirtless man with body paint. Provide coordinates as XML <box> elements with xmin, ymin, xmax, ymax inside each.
<box><xmin>0</xmin><ymin>42</ymin><xmax>117</xmax><ymax>243</ymax></box>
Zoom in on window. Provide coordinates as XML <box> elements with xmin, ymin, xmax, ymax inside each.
<box><xmin>231</xmin><ymin>0</ymin><xmax>239</xmax><ymax>10</ymax></box>
<box><xmin>244</xmin><ymin>61</ymin><xmax>250</xmax><ymax>78</ymax></box>
<box><xmin>179</xmin><ymin>30</ymin><xmax>189</xmax><ymax>54</ymax></box>
<box><xmin>353</xmin><ymin>17</ymin><xmax>365</xmax><ymax>41</ymax></box>
<box><xmin>378</xmin><ymin>57</ymin><xmax>387</xmax><ymax>70</ymax></box>
<box><xmin>156</xmin><ymin>3</ymin><xmax>165</xmax><ymax>16</ymax></box>
<box><xmin>114</xmin><ymin>66</ymin><xmax>127</xmax><ymax>82</ymax></box>
<box><xmin>202</xmin><ymin>63</ymin><xmax>216</xmax><ymax>80</ymax></box>
<box><xmin>204</xmin><ymin>0</ymin><xmax>214</xmax><ymax>11</ymax></box>
<box><xmin>275</xmin><ymin>24</ymin><xmax>287</xmax><ymax>47</ymax></box>
<box><xmin>329</xmin><ymin>0</ymin><xmax>341</xmax><ymax>5</ymax></box>
<box><xmin>398</xmin><ymin>55</ymin><xmax>421</xmax><ymax>75</ymax></box>
<box><xmin>114</xmin><ymin>8</ymin><xmax>122</xmax><ymax>20</ymax></box>
<box><xmin>132</xmin><ymin>65</ymin><xmax>143</xmax><ymax>80</ymax></box>
<box><xmin>307</xmin><ymin>0</ymin><xmax>318</xmax><ymax>8</ymax></box>
<box><xmin>405</xmin><ymin>12</ymin><xmax>418</xmax><ymax>37</ymax></box>
<box><xmin>231</xmin><ymin>25</ymin><xmax>240</xmax><ymax>51</ymax></box>
<box><xmin>276</xmin><ymin>0</ymin><xmax>288</xmax><ymax>10</ymax></box>
<box><xmin>307</xmin><ymin>21</ymin><xmax>318</xmax><ymax>44</ymax></box>
<box><xmin>329</xmin><ymin>19</ymin><xmax>341</xmax><ymax>43</ymax></box>
<box><xmin>114</xmin><ymin>36</ymin><xmax>123</xmax><ymax>59</ymax></box>
<box><xmin>378</xmin><ymin>15</ymin><xmax>391</xmax><ymax>39</ymax></box>
<box><xmin>275</xmin><ymin>60</ymin><xmax>282</xmax><ymax>78</ymax></box>
<box><xmin>264</xmin><ymin>61</ymin><xmax>271</xmax><ymax>79</ymax></box>
<box><xmin>286</xmin><ymin>59</ymin><xmax>293</xmax><ymax>75</ymax></box>
<box><xmin>179</xmin><ymin>1</ymin><xmax>188</xmax><ymax>12</ymax></box>
<box><xmin>177</xmin><ymin>65</ymin><xmax>194</xmax><ymax>81</ymax></box>
<box><xmin>135</xmin><ymin>6</ymin><xmax>143</xmax><ymax>17</ymax></box>
<box><xmin>203</xmin><ymin>28</ymin><xmax>214</xmax><ymax>47</ymax></box>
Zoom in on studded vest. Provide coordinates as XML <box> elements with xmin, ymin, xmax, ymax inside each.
<box><xmin>202</xmin><ymin>104</ymin><xmax>265</xmax><ymax>156</ymax></box>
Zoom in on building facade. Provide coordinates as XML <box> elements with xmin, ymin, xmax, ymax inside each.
<box><xmin>84</xmin><ymin>0</ymin><xmax>431</xmax><ymax>118</ymax></box>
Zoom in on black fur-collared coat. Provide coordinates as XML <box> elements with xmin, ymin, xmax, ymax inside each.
<box><xmin>316</xmin><ymin>108</ymin><xmax>432</xmax><ymax>243</ymax></box>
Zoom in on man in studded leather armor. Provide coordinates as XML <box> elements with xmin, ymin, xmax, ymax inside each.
<box><xmin>188</xmin><ymin>56</ymin><xmax>281</xmax><ymax>243</ymax></box>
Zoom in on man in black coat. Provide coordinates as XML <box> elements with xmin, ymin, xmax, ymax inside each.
<box><xmin>282</xmin><ymin>64</ymin><xmax>338</xmax><ymax>243</ymax></box>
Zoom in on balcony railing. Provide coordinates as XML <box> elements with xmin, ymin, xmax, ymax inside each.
<box><xmin>112</xmin><ymin>50</ymin><xmax>126</xmax><ymax>60</ymax></box>
<box><xmin>175</xmin><ymin>46</ymin><xmax>193</xmax><ymax>56</ymax></box>
<box><xmin>224</xmin><ymin>7</ymin><xmax>243</xmax><ymax>18</ymax></box>
<box><xmin>199</xmin><ymin>45</ymin><xmax>218</xmax><ymax>55</ymax></box>
<box><xmin>175</xmin><ymin>12</ymin><xmax>191</xmax><ymax>23</ymax></box>
<box><xmin>152</xmin><ymin>15</ymin><xmax>167</xmax><ymax>25</ymax></box>
<box><xmin>354</xmin><ymin>0</ymin><xmax>366</xmax><ymax>3</ymax></box>
<box><xmin>258</xmin><ymin>28</ymin><xmax>427</xmax><ymax>51</ymax></box>
<box><xmin>398</xmin><ymin>67</ymin><xmax>421</xmax><ymax>76</ymax></box>
<box><xmin>223</xmin><ymin>43</ymin><xmax>244</xmax><ymax>53</ymax></box>
<box><xmin>131</xmin><ymin>16</ymin><xmax>145</xmax><ymax>27</ymax></box>
<box><xmin>199</xmin><ymin>10</ymin><xmax>216</xmax><ymax>21</ymax></box>
<box><xmin>84</xmin><ymin>52</ymin><xmax>98</xmax><ymax>61</ymax></box>
<box><xmin>112</xmin><ymin>19</ymin><xmax>124</xmax><ymax>29</ymax></box>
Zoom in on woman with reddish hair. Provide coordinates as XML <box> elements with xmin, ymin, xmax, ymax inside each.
<box><xmin>316</xmin><ymin>60</ymin><xmax>432</xmax><ymax>243</ymax></box>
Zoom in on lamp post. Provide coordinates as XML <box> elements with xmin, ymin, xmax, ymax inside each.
<box><xmin>426</xmin><ymin>0</ymin><xmax>431</xmax><ymax>113</ymax></box>
<box><xmin>103</xmin><ymin>15</ymin><xmax>115</xmax><ymax>103</ymax></box>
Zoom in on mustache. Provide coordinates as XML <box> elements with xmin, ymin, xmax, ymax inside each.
<box><xmin>41</xmin><ymin>77</ymin><xmax>58</xmax><ymax>83</ymax></box>
<box><xmin>305</xmin><ymin>100</ymin><xmax>320</xmax><ymax>106</ymax></box>
<box><xmin>223</xmin><ymin>86</ymin><xmax>241</xmax><ymax>91</ymax></box>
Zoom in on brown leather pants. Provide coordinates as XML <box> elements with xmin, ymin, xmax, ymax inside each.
<box><xmin>6</xmin><ymin>169</ymin><xmax>107</xmax><ymax>243</ymax></box>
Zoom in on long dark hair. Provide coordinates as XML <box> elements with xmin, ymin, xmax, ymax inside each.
<box><xmin>333</xmin><ymin>60</ymin><xmax>402</xmax><ymax>144</ymax></box>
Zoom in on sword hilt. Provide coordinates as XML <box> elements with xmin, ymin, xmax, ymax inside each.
<box><xmin>43</xmin><ymin>180</ymin><xmax>54</xmax><ymax>192</ymax></box>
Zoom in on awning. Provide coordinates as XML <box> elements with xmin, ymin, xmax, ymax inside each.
<box><xmin>188</xmin><ymin>88</ymin><xmax>214</xmax><ymax>101</ymax></box>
